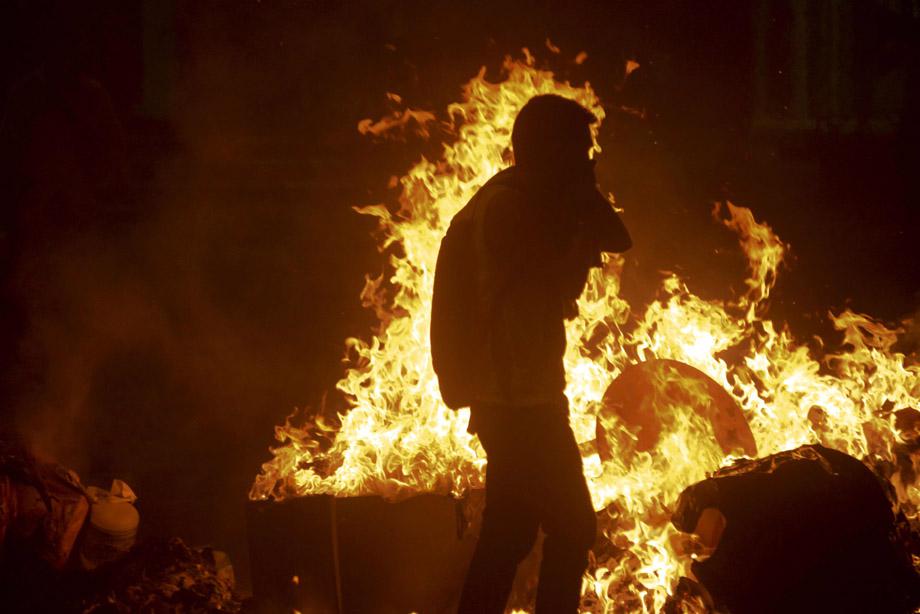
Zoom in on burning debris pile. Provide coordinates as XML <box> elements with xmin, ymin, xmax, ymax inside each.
<box><xmin>251</xmin><ymin>53</ymin><xmax>920</xmax><ymax>611</ymax></box>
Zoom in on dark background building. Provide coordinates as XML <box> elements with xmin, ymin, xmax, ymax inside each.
<box><xmin>2</xmin><ymin>0</ymin><xmax>918</xmax><ymax>590</ymax></box>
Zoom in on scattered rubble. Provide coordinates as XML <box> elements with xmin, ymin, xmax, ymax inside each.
<box><xmin>0</xmin><ymin>436</ymin><xmax>241</xmax><ymax>613</ymax></box>
<box><xmin>80</xmin><ymin>537</ymin><xmax>241</xmax><ymax>613</ymax></box>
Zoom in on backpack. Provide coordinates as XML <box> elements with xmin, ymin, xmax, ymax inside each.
<box><xmin>430</xmin><ymin>176</ymin><xmax>511</xmax><ymax>410</ymax></box>
<box><xmin>430</xmin><ymin>200</ymin><xmax>482</xmax><ymax>410</ymax></box>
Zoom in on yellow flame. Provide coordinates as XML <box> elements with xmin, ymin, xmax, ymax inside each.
<box><xmin>252</xmin><ymin>53</ymin><xmax>920</xmax><ymax>612</ymax></box>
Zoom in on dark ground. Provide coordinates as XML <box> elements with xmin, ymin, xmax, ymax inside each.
<box><xmin>1</xmin><ymin>0</ymin><xmax>918</xmax><ymax>592</ymax></box>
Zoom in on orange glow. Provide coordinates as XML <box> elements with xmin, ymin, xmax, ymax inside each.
<box><xmin>251</xmin><ymin>54</ymin><xmax>920</xmax><ymax>611</ymax></box>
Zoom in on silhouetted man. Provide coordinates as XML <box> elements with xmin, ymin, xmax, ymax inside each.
<box><xmin>433</xmin><ymin>95</ymin><xmax>631</xmax><ymax>613</ymax></box>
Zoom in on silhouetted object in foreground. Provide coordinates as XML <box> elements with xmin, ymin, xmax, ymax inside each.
<box><xmin>432</xmin><ymin>95</ymin><xmax>631</xmax><ymax>613</ymax></box>
<box><xmin>672</xmin><ymin>444</ymin><xmax>920</xmax><ymax>614</ymax></box>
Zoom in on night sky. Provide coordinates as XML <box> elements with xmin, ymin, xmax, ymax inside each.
<box><xmin>2</xmin><ymin>0</ymin><xmax>918</xmax><ymax>591</ymax></box>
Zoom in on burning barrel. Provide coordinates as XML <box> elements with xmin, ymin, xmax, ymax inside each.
<box><xmin>247</xmin><ymin>493</ymin><xmax>482</xmax><ymax>614</ymax></box>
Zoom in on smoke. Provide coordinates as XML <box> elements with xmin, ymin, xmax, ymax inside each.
<box><xmin>0</xmin><ymin>3</ymin><xmax>395</xmax><ymax>588</ymax></box>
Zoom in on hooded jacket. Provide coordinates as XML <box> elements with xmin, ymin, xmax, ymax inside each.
<box><xmin>453</xmin><ymin>165</ymin><xmax>631</xmax><ymax>413</ymax></box>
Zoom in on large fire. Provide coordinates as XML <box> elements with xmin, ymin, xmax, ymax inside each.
<box><xmin>251</xmin><ymin>53</ymin><xmax>920</xmax><ymax>611</ymax></box>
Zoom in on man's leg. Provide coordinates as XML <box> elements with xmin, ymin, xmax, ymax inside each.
<box><xmin>533</xmin><ymin>412</ymin><xmax>597</xmax><ymax>614</ymax></box>
<box><xmin>457</xmin><ymin>414</ymin><xmax>540</xmax><ymax>614</ymax></box>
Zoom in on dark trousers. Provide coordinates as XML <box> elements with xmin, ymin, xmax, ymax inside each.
<box><xmin>457</xmin><ymin>404</ymin><xmax>597</xmax><ymax>614</ymax></box>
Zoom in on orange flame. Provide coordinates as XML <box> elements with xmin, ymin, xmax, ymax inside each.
<box><xmin>251</xmin><ymin>53</ymin><xmax>920</xmax><ymax>611</ymax></box>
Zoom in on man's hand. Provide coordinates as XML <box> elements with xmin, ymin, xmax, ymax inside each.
<box><xmin>568</xmin><ymin>163</ymin><xmax>632</xmax><ymax>255</ymax></box>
